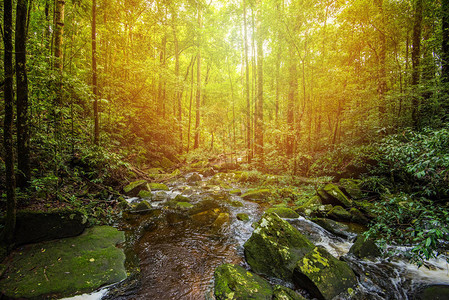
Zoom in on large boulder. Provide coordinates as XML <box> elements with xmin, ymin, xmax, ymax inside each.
<box><xmin>123</xmin><ymin>180</ymin><xmax>150</xmax><ymax>197</ymax></box>
<box><xmin>241</xmin><ymin>189</ymin><xmax>272</xmax><ymax>202</ymax></box>
<box><xmin>293</xmin><ymin>246</ymin><xmax>357</xmax><ymax>300</ymax></box>
<box><xmin>339</xmin><ymin>179</ymin><xmax>364</xmax><ymax>199</ymax></box>
<box><xmin>273</xmin><ymin>285</ymin><xmax>306</xmax><ymax>300</ymax></box>
<box><xmin>327</xmin><ymin>206</ymin><xmax>352</xmax><ymax>222</ymax></box>
<box><xmin>311</xmin><ymin>218</ymin><xmax>353</xmax><ymax>239</ymax></box>
<box><xmin>13</xmin><ymin>210</ymin><xmax>87</xmax><ymax>246</ymax></box>
<box><xmin>318</xmin><ymin>184</ymin><xmax>353</xmax><ymax>208</ymax></box>
<box><xmin>244</xmin><ymin>212</ymin><xmax>314</xmax><ymax>281</ymax></box>
<box><xmin>349</xmin><ymin>235</ymin><xmax>381</xmax><ymax>259</ymax></box>
<box><xmin>415</xmin><ymin>285</ymin><xmax>449</xmax><ymax>300</ymax></box>
<box><xmin>0</xmin><ymin>226</ymin><xmax>126</xmax><ymax>299</ymax></box>
<box><xmin>148</xmin><ymin>182</ymin><xmax>169</xmax><ymax>191</ymax></box>
<box><xmin>214</xmin><ymin>264</ymin><xmax>273</xmax><ymax>300</ymax></box>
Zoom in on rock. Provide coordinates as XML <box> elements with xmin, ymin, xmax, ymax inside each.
<box><xmin>154</xmin><ymin>191</ymin><xmax>169</xmax><ymax>201</ymax></box>
<box><xmin>174</xmin><ymin>194</ymin><xmax>192</xmax><ymax>202</ymax></box>
<box><xmin>349</xmin><ymin>235</ymin><xmax>381</xmax><ymax>259</ymax></box>
<box><xmin>266</xmin><ymin>207</ymin><xmax>299</xmax><ymax>219</ymax></box>
<box><xmin>244</xmin><ymin>212</ymin><xmax>314</xmax><ymax>281</ymax></box>
<box><xmin>318</xmin><ymin>184</ymin><xmax>353</xmax><ymax>208</ymax></box>
<box><xmin>312</xmin><ymin>218</ymin><xmax>352</xmax><ymax>239</ymax></box>
<box><xmin>133</xmin><ymin>200</ymin><xmax>152</xmax><ymax>213</ymax></box>
<box><xmin>229</xmin><ymin>189</ymin><xmax>241</xmax><ymax>195</ymax></box>
<box><xmin>214</xmin><ymin>264</ymin><xmax>273</xmax><ymax>300</ymax></box>
<box><xmin>187</xmin><ymin>172</ymin><xmax>202</xmax><ymax>184</ymax></box>
<box><xmin>148</xmin><ymin>183</ymin><xmax>169</xmax><ymax>191</ymax></box>
<box><xmin>160</xmin><ymin>157</ymin><xmax>174</xmax><ymax>169</ymax></box>
<box><xmin>339</xmin><ymin>179</ymin><xmax>364</xmax><ymax>199</ymax></box>
<box><xmin>328</xmin><ymin>206</ymin><xmax>352</xmax><ymax>222</ymax></box>
<box><xmin>200</xmin><ymin>167</ymin><xmax>216</xmax><ymax>177</ymax></box>
<box><xmin>123</xmin><ymin>180</ymin><xmax>149</xmax><ymax>196</ymax></box>
<box><xmin>13</xmin><ymin>210</ymin><xmax>87</xmax><ymax>246</ymax></box>
<box><xmin>273</xmin><ymin>285</ymin><xmax>306</xmax><ymax>300</ymax></box>
<box><xmin>0</xmin><ymin>226</ymin><xmax>126</xmax><ymax>299</ymax></box>
<box><xmin>349</xmin><ymin>207</ymin><xmax>369</xmax><ymax>225</ymax></box>
<box><xmin>175</xmin><ymin>202</ymin><xmax>194</xmax><ymax>210</ymax></box>
<box><xmin>415</xmin><ymin>285</ymin><xmax>449</xmax><ymax>300</ymax></box>
<box><xmin>241</xmin><ymin>189</ymin><xmax>272</xmax><ymax>202</ymax></box>
<box><xmin>354</xmin><ymin>200</ymin><xmax>378</xmax><ymax>219</ymax></box>
<box><xmin>137</xmin><ymin>190</ymin><xmax>152</xmax><ymax>199</ymax></box>
<box><xmin>237</xmin><ymin>213</ymin><xmax>250</xmax><ymax>222</ymax></box>
<box><xmin>229</xmin><ymin>200</ymin><xmax>244</xmax><ymax>207</ymax></box>
<box><xmin>212</xmin><ymin>213</ymin><xmax>230</xmax><ymax>231</ymax></box>
<box><xmin>293</xmin><ymin>246</ymin><xmax>357</xmax><ymax>300</ymax></box>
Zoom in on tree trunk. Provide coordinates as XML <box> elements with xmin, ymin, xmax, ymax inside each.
<box><xmin>374</xmin><ymin>0</ymin><xmax>387</xmax><ymax>117</ymax></box>
<box><xmin>92</xmin><ymin>0</ymin><xmax>99</xmax><ymax>145</ymax></box>
<box><xmin>194</xmin><ymin>6</ymin><xmax>202</xmax><ymax>150</ymax></box>
<box><xmin>442</xmin><ymin>0</ymin><xmax>449</xmax><ymax>84</ymax></box>
<box><xmin>243</xmin><ymin>0</ymin><xmax>252</xmax><ymax>163</ymax></box>
<box><xmin>286</xmin><ymin>45</ymin><xmax>297</xmax><ymax>158</ymax></box>
<box><xmin>54</xmin><ymin>0</ymin><xmax>65</xmax><ymax>72</ymax></box>
<box><xmin>172</xmin><ymin>12</ymin><xmax>182</xmax><ymax>153</ymax></box>
<box><xmin>16</xmin><ymin>0</ymin><xmax>31</xmax><ymax>188</ymax></box>
<box><xmin>3</xmin><ymin>0</ymin><xmax>17</xmax><ymax>247</ymax></box>
<box><xmin>412</xmin><ymin>0</ymin><xmax>423</xmax><ymax>126</ymax></box>
<box><xmin>254</xmin><ymin>0</ymin><xmax>264</xmax><ymax>166</ymax></box>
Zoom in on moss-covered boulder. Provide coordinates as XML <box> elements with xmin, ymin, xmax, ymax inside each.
<box><xmin>212</xmin><ymin>213</ymin><xmax>230</xmax><ymax>231</ymax></box>
<box><xmin>174</xmin><ymin>194</ymin><xmax>192</xmax><ymax>202</ymax></box>
<box><xmin>0</xmin><ymin>226</ymin><xmax>126</xmax><ymax>299</ymax></box>
<box><xmin>187</xmin><ymin>172</ymin><xmax>202</xmax><ymax>184</ymax></box>
<box><xmin>293</xmin><ymin>247</ymin><xmax>357</xmax><ymax>300</ymax></box>
<box><xmin>273</xmin><ymin>285</ymin><xmax>306</xmax><ymax>300</ymax></box>
<box><xmin>229</xmin><ymin>200</ymin><xmax>244</xmax><ymax>207</ymax></box>
<box><xmin>123</xmin><ymin>180</ymin><xmax>149</xmax><ymax>196</ymax></box>
<box><xmin>266</xmin><ymin>207</ymin><xmax>299</xmax><ymax>219</ymax></box>
<box><xmin>318</xmin><ymin>184</ymin><xmax>353</xmax><ymax>208</ymax></box>
<box><xmin>229</xmin><ymin>189</ymin><xmax>242</xmax><ymax>195</ymax></box>
<box><xmin>214</xmin><ymin>264</ymin><xmax>273</xmax><ymax>300</ymax></box>
<box><xmin>244</xmin><ymin>212</ymin><xmax>314</xmax><ymax>281</ymax></box>
<box><xmin>148</xmin><ymin>183</ymin><xmax>169</xmax><ymax>191</ymax></box>
<box><xmin>132</xmin><ymin>200</ymin><xmax>152</xmax><ymax>213</ymax></box>
<box><xmin>415</xmin><ymin>285</ymin><xmax>449</xmax><ymax>300</ymax></box>
<box><xmin>154</xmin><ymin>191</ymin><xmax>169</xmax><ymax>201</ymax></box>
<box><xmin>241</xmin><ymin>189</ymin><xmax>272</xmax><ymax>202</ymax></box>
<box><xmin>349</xmin><ymin>235</ymin><xmax>381</xmax><ymax>259</ymax></box>
<box><xmin>237</xmin><ymin>213</ymin><xmax>250</xmax><ymax>222</ymax></box>
<box><xmin>311</xmin><ymin>218</ymin><xmax>352</xmax><ymax>239</ymax></box>
<box><xmin>328</xmin><ymin>206</ymin><xmax>352</xmax><ymax>222</ymax></box>
<box><xmin>176</xmin><ymin>202</ymin><xmax>194</xmax><ymax>209</ymax></box>
<box><xmin>137</xmin><ymin>190</ymin><xmax>152</xmax><ymax>199</ymax></box>
<box><xmin>339</xmin><ymin>179</ymin><xmax>364</xmax><ymax>199</ymax></box>
<box><xmin>160</xmin><ymin>157</ymin><xmax>175</xmax><ymax>169</ymax></box>
<box><xmin>349</xmin><ymin>207</ymin><xmax>369</xmax><ymax>225</ymax></box>
<box><xmin>13</xmin><ymin>210</ymin><xmax>87</xmax><ymax>246</ymax></box>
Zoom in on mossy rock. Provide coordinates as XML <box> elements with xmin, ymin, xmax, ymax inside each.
<box><xmin>241</xmin><ymin>189</ymin><xmax>272</xmax><ymax>202</ymax></box>
<box><xmin>132</xmin><ymin>200</ymin><xmax>152</xmax><ymax>213</ymax></box>
<box><xmin>237</xmin><ymin>213</ymin><xmax>250</xmax><ymax>222</ymax></box>
<box><xmin>13</xmin><ymin>210</ymin><xmax>88</xmax><ymax>246</ymax></box>
<box><xmin>175</xmin><ymin>202</ymin><xmax>194</xmax><ymax>209</ymax></box>
<box><xmin>312</xmin><ymin>218</ymin><xmax>352</xmax><ymax>239</ymax></box>
<box><xmin>187</xmin><ymin>173</ymin><xmax>202</xmax><ymax>184</ymax></box>
<box><xmin>415</xmin><ymin>285</ymin><xmax>449</xmax><ymax>300</ymax></box>
<box><xmin>339</xmin><ymin>179</ymin><xmax>364</xmax><ymax>199</ymax></box>
<box><xmin>229</xmin><ymin>189</ymin><xmax>242</xmax><ymax>195</ymax></box>
<box><xmin>148</xmin><ymin>183</ymin><xmax>169</xmax><ymax>191</ymax></box>
<box><xmin>349</xmin><ymin>207</ymin><xmax>369</xmax><ymax>225</ymax></box>
<box><xmin>328</xmin><ymin>206</ymin><xmax>352</xmax><ymax>222</ymax></box>
<box><xmin>353</xmin><ymin>200</ymin><xmax>377</xmax><ymax>219</ymax></box>
<box><xmin>160</xmin><ymin>157</ymin><xmax>175</xmax><ymax>169</ymax></box>
<box><xmin>123</xmin><ymin>180</ymin><xmax>149</xmax><ymax>196</ymax></box>
<box><xmin>214</xmin><ymin>264</ymin><xmax>273</xmax><ymax>300</ymax></box>
<box><xmin>293</xmin><ymin>246</ymin><xmax>357</xmax><ymax>300</ymax></box>
<box><xmin>174</xmin><ymin>194</ymin><xmax>192</xmax><ymax>203</ymax></box>
<box><xmin>243</xmin><ymin>212</ymin><xmax>314</xmax><ymax>281</ymax></box>
<box><xmin>318</xmin><ymin>184</ymin><xmax>353</xmax><ymax>208</ymax></box>
<box><xmin>212</xmin><ymin>213</ymin><xmax>230</xmax><ymax>231</ymax></box>
<box><xmin>273</xmin><ymin>285</ymin><xmax>306</xmax><ymax>300</ymax></box>
<box><xmin>296</xmin><ymin>204</ymin><xmax>333</xmax><ymax>218</ymax></box>
<box><xmin>349</xmin><ymin>235</ymin><xmax>381</xmax><ymax>259</ymax></box>
<box><xmin>266</xmin><ymin>207</ymin><xmax>299</xmax><ymax>219</ymax></box>
<box><xmin>0</xmin><ymin>226</ymin><xmax>126</xmax><ymax>299</ymax></box>
<box><xmin>228</xmin><ymin>200</ymin><xmax>244</xmax><ymax>207</ymax></box>
<box><xmin>154</xmin><ymin>191</ymin><xmax>169</xmax><ymax>201</ymax></box>
<box><xmin>137</xmin><ymin>190</ymin><xmax>152</xmax><ymax>199</ymax></box>
<box><xmin>299</xmin><ymin>195</ymin><xmax>322</xmax><ymax>207</ymax></box>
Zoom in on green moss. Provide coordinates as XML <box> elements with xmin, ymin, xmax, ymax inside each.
<box><xmin>294</xmin><ymin>247</ymin><xmax>357</xmax><ymax>300</ymax></box>
<box><xmin>349</xmin><ymin>207</ymin><xmax>369</xmax><ymax>224</ymax></box>
<box><xmin>349</xmin><ymin>235</ymin><xmax>381</xmax><ymax>259</ymax></box>
<box><xmin>318</xmin><ymin>184</ymin><xmax>353</xmax><ymax>208</ymax></box>
<box><xmin>138</xmin><ymin>190</ymin><xmax>152</xmax><ymax>199</ymax></box>
<box><xmin>273</xmin><ymin>285</ymin><xmax>306</xmax><ymax>300</ymax></box>
<box><xmin>328</xmin><ymin>206</ymin><xmax>352</xmax><ymax>221</ymax></box>
<box><xmin>148</xmin><ymin>183</ymin><xmax>169</xmax><ymax>191</ymax></box>
<box><xmin>241</xmin><ymin>189</ymin><xmax>272</xmax><ymax>202</ymax></box>
<box><xmin>229</xmin><ymin>189</ymin><xmax>241</xmax><ymax>195</ymax></box>
<box><xmin>228</xmin><ymin>200</ymin><xmax>244</xmax><ymax>207</ymax></box>
<box><xmin>123</xmin><ymin>180</ymin><xmax>147</xmax><ymax>194</ymax></box>
<box><xmin>339</xmin><ymin>179</ymin><xmax>364</xmax><ymax>199</ymax></box>
<box><xmin>266</xmin><ymin>207</ymin><xmax>299</xmax><ymax>219</ymax></box>
<box><xmin>0</xmin><ymin>226</ymin><xmax>126</xmax><ymax>299</ymax></box>
<box><xmin>174</xmin><ymin>194</ymin><xmax>192</xmax><ymax>202</ymax></box>
<box><xmin>244</xmin><ymin>212</ymin><xmax>314</xmax><ymax>281</ymax></box>
<box><xmin>160</xmin><ymin>157</ymin><xmax>174</xmax><ymax>169</ymax></box>
<box><xmin>214</xmin><ymin>264</ymin><xmax>273</xmax><ymax>300</ymax></box>
<box><xmin>237</xmin><ymin>213</ymin><xmax>250</xmax><ymax>222</ymax></box>
<box><xmin>311</xmin><ymin>218</ymin><xmax>351</xmax><ymax>239</ymax></box>
<box><xmin>176</xmin><ymin>202</ymin><xmax>194</xmax><ymax>209</ymax></box>
<box><xmin>133</xmin><ymin>200</ymin><xmax>152</xmax><ymax>212</ymax></box>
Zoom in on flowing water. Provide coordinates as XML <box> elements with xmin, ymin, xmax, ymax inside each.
<box><xmin>66</xmin><ymin>174</ymin><xmax>449</xmax><ymax>300</ymax></box>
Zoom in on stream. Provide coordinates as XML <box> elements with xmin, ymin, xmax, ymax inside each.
<box><xmin>65</xmin><ymin>173</ymin><xmax>449</xmax><ymax>300</ymax></box>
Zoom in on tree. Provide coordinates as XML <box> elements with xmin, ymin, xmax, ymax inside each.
<box><xmin>412</xmin><ymin>0</ymin><xmax>423</xmax><ymax>126</ymax></box>
<box><xmin>243</xmin><ymin>0</ymin><xmax>252</xmax><ymax>162</ymax></box>
<box><xmin>54</xmin><ymin>0</ymin><xmax>65</xmax><ymax>72</ymax></box>
<box><xmin>16</xmin><ymin>0</ymin><xmax>31</xmax><ymax>187</ymax></box>
<box><xmin>254</xmin><ymin>0</ymin><xmax>264</xmax><ymax>166</ymax></box>
<box><xmin>3</xmin><ymin>0</ymin><xmax>17</xmax><ymax>246</ymax></box>
<box><xmin>194</xmin><ymin>4</ymin><xmax>202</xmax><ymax>150</ymax></box>
<box><xmin>93</xmin><ymin>0</ymin><xmax>99</xmax><ymax>144</ymax></box>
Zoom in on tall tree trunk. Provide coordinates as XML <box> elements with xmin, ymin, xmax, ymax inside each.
<box><xmin>243</xmin><ymin>0</ymin><xmax>252</xmax><ymax>163</ymax></box>
<box><xmin>3</xmin><ymin>0</ymin><xmax>17</xmax><ymax>247</ymax></box>
<box><xmin>16</xmin><ymin>0</ymin><xmax>31</xmax><ymax>187</ymax></box>
<box><xmin>54</xmin><ymin>0</ymin><xmax>65</xmax><ymax>72</ymax></box>
<box><xmin>254</xmin><ymin>0</ymin><xmax>264</xmax><ymax>166</ymax></box>
<box><xmin>194</xmin><ymin>6</ymin><xmax>202</xmax><ymax>150</ymax></box>
<box><xmin>442</xmin><ymin>0</ymin><xmax>449</xmax><ymax>84</ymax></box>
<box><xmin>286</xmin><ymin>45</ymin><xmax>297</xmax><ymax>158</ymax></box>
<box><xmin>92</xmin><ymin>0</ymin><xmax>99</xmax><ymax>145</ymax></box>
<box><xmin>172</xmin><ymin>12</ymin><xmax>182</xmax><ymax>153</ymax></box>
<box><xmin>187</xmin><ymin>60</ymin><xmax>195</xmax><ymax>153</ymax></box>
<box><xmin>412</xmin><ymin>0</ymin><xmax>423</xmax><ymax>126</ymax></box>
<box><xmin>374</xmin><ymin>0</ymin><xmax>387</xmax><ymax>117</ymax></box>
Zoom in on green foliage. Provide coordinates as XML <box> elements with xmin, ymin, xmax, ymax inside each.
<box><xmin>366</xmin><ymin>193</ymin><xmax>449</xmax><ymax>266</ymax></box>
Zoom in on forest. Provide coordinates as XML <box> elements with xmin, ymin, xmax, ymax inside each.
<box><xmin>1</xmin><ymin>0</ymin><xmax>449</xmax><ymax>299</ymax></box>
